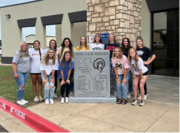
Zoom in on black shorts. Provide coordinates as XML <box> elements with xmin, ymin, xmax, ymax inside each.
<box><xmin>143</xmin><ymin>71</ymin><xmax>148</xmax><ymax>75</ymax></box>
<box><xmin>30</xmin><ymin>73</ymin><xmax>41</xmax><ymax>75</ymax></box>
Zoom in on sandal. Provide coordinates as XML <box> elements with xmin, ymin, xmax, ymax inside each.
<box><xmin>117</xmin><ymin>99</ymin><xmax>122</xmax><ymax>104</ymax></box>
<box><xmin>121</xmin><ymin>99</ymin><xmax>128</xmax><ymax>105</ymax></box>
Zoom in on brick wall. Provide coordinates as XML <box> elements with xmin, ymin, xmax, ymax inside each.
<box><xmin>87</xmin><ymin>0</ymin><xmax>142</xmax><ymax>47</ymax></box>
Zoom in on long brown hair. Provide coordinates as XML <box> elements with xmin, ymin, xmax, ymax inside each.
<box><xmin>128</xmin><ymin>48</ymin><xmax>139</xmax><ymax>67</ymax></box>
<box><xmin>121</xmin><ymin>37</ymin><xmax>132</xmax><ymax>54</ymax></box>
<box><xmin>19</xmin><ymin>42</ymin><xmax>29</xmax><ymax>59</ymax></box>
<box><xmin>112</xmin><ymin>47</ymin><xmax>123</xmax><ymax>60</ymax></box>
<box><xmin>41</xmin><ymin>49</ymin><xmax>56</xmax><ymax>66</ymax></box>
<box><xmin>93</xmin><ymin>33</ymin><xmax>103</xmax><ymax>44</ymax></box>
<box><xmin>33</xmin><ymin>40</ymin><xmax>42</xmax><ymax>61</ymax></box>
<box><xmin>60</xmin><ymin>51</ymin><xmax>72</xmax><ymax>69</ymax></box>
<box><xmin>106</xmin><ymin>33</ymin><xmax>117</xmax><ymax>47</ymax></box>
<box><xmin>49</xmin><ymin>39</ymin><xmax>57</xmax><ymax>53</ymax></box>
<box><xmin>136</xmin><ymin>36</ymin><xmax>144</xmax><ymax>49</ymax></box>
<box><xmin>79</xmin><ymin>36</ymin><xmax>88</xmax><ymax>50</ymax></box>
<box><xmin>60</xmin><ymin>38</ymin><xmax>74</xmax><ymax>59</ymax></box>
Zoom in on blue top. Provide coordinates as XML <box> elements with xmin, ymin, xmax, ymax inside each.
<box><xmin>58</xmin><ymin>59</ymin><xmax>74</xmax><ymax>79</ymax></box>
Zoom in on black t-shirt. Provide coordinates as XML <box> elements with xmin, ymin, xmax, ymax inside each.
<box><xmin>105</xmin><ymin>43</ymin><xmax>120</xmax><ymax>59</ymax></box>
<box><xmin>123</xmin><ymin>47</ymin><xmax>133</xmax><ymax>58</ymax></box>
<box><xmin>137</xmin><ymin>47</ymin><xmax>154</xmax><ymax>61</ymax></box>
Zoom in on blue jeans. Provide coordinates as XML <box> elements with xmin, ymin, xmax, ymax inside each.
<box><xmin>110</xmin><ymin>59</ymin><xmax>117</xmax><ymax>92</ymax></box>
<box><xmin>41</xmin><ymin>71</ymin><xmax>55</xmax><ymax>100</ymax></box>
<box><xmin>128</xmin><ymin>71</ymin><xmax>133</xmax><ymax>93</ymax></box>
<box><xmin>117</xmin><ymin>71</ymin><xmax>130</xmax><ymax>99</ymax></box>
<box><xmin>12</xmin><ymin>71</ymin><xmax>29</xmax><ymax>101</ymax></box>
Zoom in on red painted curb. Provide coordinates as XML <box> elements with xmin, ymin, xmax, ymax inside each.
<box><xmin>0</xmin><ymin>98</ymin><xmax>69</xmax><ymax>132</ymax></box>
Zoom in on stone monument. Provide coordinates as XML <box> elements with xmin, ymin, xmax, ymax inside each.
<box><xmin>69</xmin><ymin>50</ymin><xmax>116</xmax><ymax>103</ymax></box>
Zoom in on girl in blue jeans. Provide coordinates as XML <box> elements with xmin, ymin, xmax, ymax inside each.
<box><xmin>40</xmin><ymin>49</ymin><xmax>58</xmax><ymax>105</ymax></box>
<box><xmin>12</xmin><ymin>42</ymin><xmax>30</xmax><ymax>106</ymax></box>
<box><xmin>112</xmin><ymin>48</ymin><xmax>130</xmax><ymax>105</ymax></box>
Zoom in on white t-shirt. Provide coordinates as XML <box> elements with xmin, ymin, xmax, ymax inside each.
<box><xmin>43</xmin><ymin>48</ymin><xmax>59</xmax><ymax>59</ymax></box>
<box><xmin>131</xmin><ymin>58</ymin><xmax>148</xmax><ymax>75</ymax></box>
<box><xmin>29</xmin><ymin>49</ymin><xmax>44</xmax><ymax>73</ymax></box>
<box><xmin>90</xmin><ymin>43</ymin><xmax>104</xmax><ymax>50</ymax></box>
<box><xmin>40</xmin><ymin>59</ymin><xmax>58</xmax><ymax>75</ymax></box>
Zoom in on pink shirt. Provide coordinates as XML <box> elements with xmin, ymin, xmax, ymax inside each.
<box><xmin>112</xmin><ymin>55</ymin><xmax>130</xmax><ymax>75</ymax></box>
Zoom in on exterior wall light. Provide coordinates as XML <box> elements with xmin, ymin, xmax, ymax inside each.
<box><xmin>6</xmin><ymin>14</ymin><xmax>11</xmax><ymax>18</ymax></box>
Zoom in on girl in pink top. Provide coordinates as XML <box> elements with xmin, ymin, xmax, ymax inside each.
<box><xmin>112</xmin><ymin>48</ymin><xmax>130</xmax><ymax>105</ymax></box>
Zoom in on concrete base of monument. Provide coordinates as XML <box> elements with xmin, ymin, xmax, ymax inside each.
<box><xmin>69</xmin><ymin>95</ymin><xmax>116</xmax><ymax>103</ymax></box>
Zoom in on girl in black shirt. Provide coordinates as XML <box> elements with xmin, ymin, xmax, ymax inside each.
<box><xmin>136</xmin><ymin>36</ymin><xmax>156</xmax><ymax>100</ymax></box>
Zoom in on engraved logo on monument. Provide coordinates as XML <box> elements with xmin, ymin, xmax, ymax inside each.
<box><xmin>74</xmin><ymin>51</ymin><xmax>110</xmax><ymax>98</ymax></box>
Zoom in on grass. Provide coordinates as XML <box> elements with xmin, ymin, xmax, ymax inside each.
<box><xmin>0</xmin><ymin>66</ymin><xmax>61</xmax><ymax>108</ymax></box>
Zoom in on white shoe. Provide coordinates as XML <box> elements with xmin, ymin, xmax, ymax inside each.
<box><xmin>39</xmin><ymin>96</ymin><xmax>43</xmax><ymax>101</ymax></box>
<box><xmin>45</xmin><ymin>99</ymin><xmax>49</xmax><ymax>104</ymax></box>
<box><xmin>34</xmin><ymin>96</ymin><xmax>39</xmax><ymax>102</ymax></box>
<box><xmin>61</xmin><ymin>98</ymin><xmax>64</xmax><ymax>104</ymax></box>
<box><xmin>114</xmin><ymin>91</ymin><xmax>117</xmax><ymax>97</ymax></box>
<box><xmin>138</xmin><ymin>94</ymin><xmax>141</xmax><ymax>100</ymax></box>
<box><xmin>21</xmin><ymin>99</ymin><xmax>28</xmax><ymax>104</ymax></box>
<box><xmin>54</xmin><ymin>93</ymin><xmax>58</xmax><ymax>98</ymax></box>
<box><xmin>49</xmin><ymin>99</ymin><xmax>54</xmax><ymax>104</ymax></box>
<box><xmin>17</xmin><ymin>100</ymin><xmax>25</xmax><ymax>106</ymax></box>
<box><xmin>132</xmin><ymin>99</ymin><xmax>137</xmax><ymax>106</ymax></box>
<box><xmin>144</xmin><ymin>94</ymin><xmax>149</xmax><ymax>100</ymax></box>
<box><xmin>127</xmin><ymin>93</ymin><xmax>131</xmax><ymax>99</ymax></box>
<box><xmin>139</xmin><ymin>100</ymin><xmax>145</xmax><ymax>106</ymax></box>
<box><xmin>65</xmin><ymin>97</ymin><xmax>68</xmax><ymax>103</ymax></box>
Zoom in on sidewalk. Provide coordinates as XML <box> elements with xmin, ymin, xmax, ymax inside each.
<box><xmin>0</xmin><ymin>75</ymin><xmax>179</xmax><ymax>132</ymax></box>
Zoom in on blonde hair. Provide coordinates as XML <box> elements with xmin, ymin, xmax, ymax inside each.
<box><xmin>19</xmin><ymin>42</ymin><xmax>29</xmax><ymax>59</ymax></box>
<box><xmin>128</xmin><ymin>48</ymin><xmax>139</xmax><ymax>67</ymax></box>
<box><xmin>41</xmin><ymin>49</ymin><xmax>56</xmax><ymax>65</ymax></box>
<box><xmin>136</xmin><ymin>36</ymin><xmax>144</xmax><ymax>49</ymax></box>
<box><xmin>79</xmin><ymin>36</ymin><xmax>88</xmax><ymax>50</ymax></box>
<box><xmin>112</xmin><ymin>47</ymin><xmax>123</xmax><ymax>60</ymax></box>
<box><xmin>106</xmin><ymin>33</ymin><xmax>117</xmax><ymax>46</ymax></box>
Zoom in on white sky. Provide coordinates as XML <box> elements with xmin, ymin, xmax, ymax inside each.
<box><xmin>0</xmin><ymin>0</ymin><xmax>55</xmax><ymax>41</ymax></box>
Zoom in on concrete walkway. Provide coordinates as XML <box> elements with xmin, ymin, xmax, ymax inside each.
<box><xmin>0</xmin><ymin>75</ymin><xmax>179</xmax><ymax>132</ymax></box>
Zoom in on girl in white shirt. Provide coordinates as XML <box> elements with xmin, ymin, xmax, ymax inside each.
<box><xmin>128</xmin><ymin>48</ymin><xmax>148</xmax><ymax>107</ymax></box>
<box><xmin>90</xmin><ymin>33</ymin><xmax>104</xmax><ymax>50</ymax></box>
<box><xmin>43</xmin><ymin>39</ymin><xmax>59</xmax><ymax>98</ymax></box>
<box><xmin>40</xmin><ymin>49</ymin><xmax>58</xmax><ymax>104</ymax></box>
<box><xmin>29</xmin><ymin>40</ymin><xmax>44</xmax><ymax>102</ymax></box>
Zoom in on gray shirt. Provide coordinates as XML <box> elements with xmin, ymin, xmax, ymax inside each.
<box><xmin>12</xmin><ymin>52</ymin><xmax>30</xmax><ymax>73</ymax></box>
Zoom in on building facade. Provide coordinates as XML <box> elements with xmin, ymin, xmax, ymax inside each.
<box><xmin>0</xmin><ymin>0</ymin><xmax>179</xmax><ymax>76</ymax></box>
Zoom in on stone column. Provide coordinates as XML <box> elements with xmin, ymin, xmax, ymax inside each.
<box><xmin>87</xmin><ymin>0</ymin><xmax>142</xmax><ymax>47</ymax></box>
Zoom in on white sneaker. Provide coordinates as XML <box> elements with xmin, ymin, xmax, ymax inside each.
<box><xmin>65</xmin><ymin>97</ymin><xmax>68</xmax><ymax>103</ymax></box>
<box><xmin>114</xmin><ymin>91</ymin><xmax>117</xmax><ymax>97</ymax></box>
<box><xmin>144</xmin><ymin>94</ymin><xmax>149</xmax><ymax>100</ymax></box>
<box><xmin>139</xmin><ymin>100</ymin><xmax>145</xmax><ymax>106</ymax></box>
<box><xmin>17</xmin><ymin>100</ymin><xmax>25</xmax><ymax>106</ymax></box>
<box><xmin>61</xmin><ymin>98</ymin><xmax>64</xmax><ymax>104</ymax></box>
<box><xmin>49</xmin><ymin>99</ymin><xmax>54</xmax><ymax>104</ymax></box>
<box><xmin>132</xmin><ymin>99</ymin><xmax>137</xmax><ymax>106</ymax></box>
<box><xmin>54</xmin><ymin>93</ymin><xmax>58</xmax><ymax>98</ymax></box>
<box><xmin>138</xmin><ymin>94</ymin><xmax>141</xmax><ymax>100</ymax></box>
<box><xmin>127</xmin><ymin>93</ymin><xmax>131</xmax><ymax>99</ymax></box>
<box><xmin>21</xmin><ymin>99</ymin><xmax>28</xmax><ymax>104</ymax></box>
<box><xmin>45</xmin><ymin>99</ymin><xmax>49</xmax><ymax>104</ymax></box>
<box><xmin>34</xmin><ymin>96</ymin><xmax>39</xmax><ymax>102</ymax></box>
<box><xmin>39</xmin><ymin>96</ymin><xmax>43</xmax><ymax>101</ymax></box>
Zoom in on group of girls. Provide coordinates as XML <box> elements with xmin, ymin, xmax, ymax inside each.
<box><xmin>12</xmin><ymin>33</ymin><xmax>155</xmax><ymax>107</ymax></box>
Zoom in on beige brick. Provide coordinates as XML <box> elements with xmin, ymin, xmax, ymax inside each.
<box><xmin>109</xmin><ymin>0</ymin><xmax>119</xmax><ymax>6</ymax></box>
<box><xmin>112</xmin><ymin>26</ymin><xmax>115</xmax><ymax>30</ymax></box>
<box><xmin>102</xmin><ymin>16</ymin><xmax>110</xmax><ymax>22</ymax></box>
<box><xmin>100</xmin><ymin>27</ymin><xmax>105</xmax><ymax>30</ymax></box>
<box><xmin>105</xmin><ymin>22</ymin><xmax>110</xmax><ymax>26</ymax></box>
<box><xmin>122</xmin><ymin>14</ymin><xmax>129</xmax><ymax>19</ymax></box>
<box><xmin>110</xmin><ymin>20</ymin><xmax>114</xmax><ymax>25</ymax></box>
<box><xmin>105</xmin><ymin>3</ymin><xmax>108</xmax><ymax>7</ymax></box>
<box><xmin>101</xmin><ymin>0</ymin><xmax>108</xmax><ymax>3</ymax></box>
<box><xmin>97</xmin><ymin>23</ymin><xmax>104</xmax><ymax>27</ymax></box>
<box><xmin>92</xmin><ymin>0</ymin><xmax>100</xmax><ymax>5</ymax></box>
<box><xmin>128</xmin><ymin>2</ymin><xmax>134</xmax><ymax>10</ymax></box>
<box><xmin>87</xmin><ymin>0</ymin><xmax>92</xmax><ymax>4</ymax></box>
<box><xmin>114</xmin><ymin>20</ymin><xmax>119</xmax><ymax>25</ymax></box>
<box><xmin>87</xmin><ymin>12</ymin><xmax>91</xmax><ymax>16</ymax></box>
<box><xmin>120</xmin><ymin>0</ymin><xmax>126</xmax><ymax>5</ymax></box>
<box><xmin>120</xmin><ymin>33</ymin><xmax>126</xmax><ymax>36</ymax></box>
<box><xmin>116</xmin><ymin>13</ymin><xmax>123</xmax><ymax>19</ymax></box>
<box><xmin>92</xmin><ymin>13</ymin><xmax>99</xmax><ymax>17</ymax></box>
<box><xmin>114</xmin><ymin>33</ymin><xmax>120</xmax><ymax>36</ymax></box>
<box><xmin>134</xmin><ymin>11</ymin><xmax>139</xmax><ymax>16</ymax></box>
<box><xmin>92</xmin><ymin>17</ymin><xmax>102</xmax><ymax>22</ymax></box>
<box><xmin>105</xmin><ymin>7</ymin><xmax>115</xmax><ymax>15</ymax></box>
<box><xmin>110</xmin><ymin>15</ymin><xmax>115</xmax><ymax>19</ymax></box>
<box><xmin>89</xmin><ymin>24</ymin><xmax>96</xmax><ymax>31</ymax></box>
<box><xmin>89</xmin><ymin>6</ymin><xmax>93</xmax><ymax>11</ymax></box>
<box><xmin>106</xmin><ymin>26</ymin><xmax>111</xmax><ymax>30</ymax></box>
<box><xmin>116</xmin><ymin>10</ymin><xmax>120</xmax><ymax>13</ymax></box>
<box><xmin>94</xmin><ymin>4</ymin><xmax>104</xmax><ymax>13</ymax></box>
<box><xmin>100</xmin><ymin>13</ymin><xmax>104</xmax><ymax>16</ymax></box>
<box><xmin>130</xmin><ymin>16</ymin><xmax>134</xmax><ymax>23</ymax></box>
<box><xmin>87</xmin><ymin>16</ymin><xmax>91</xmax><ymax>21</ymax></box>
<box><xmin>116</xmin><ymin>36</ymin><xmax>122</xmax><ymax>40</ymax></box>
